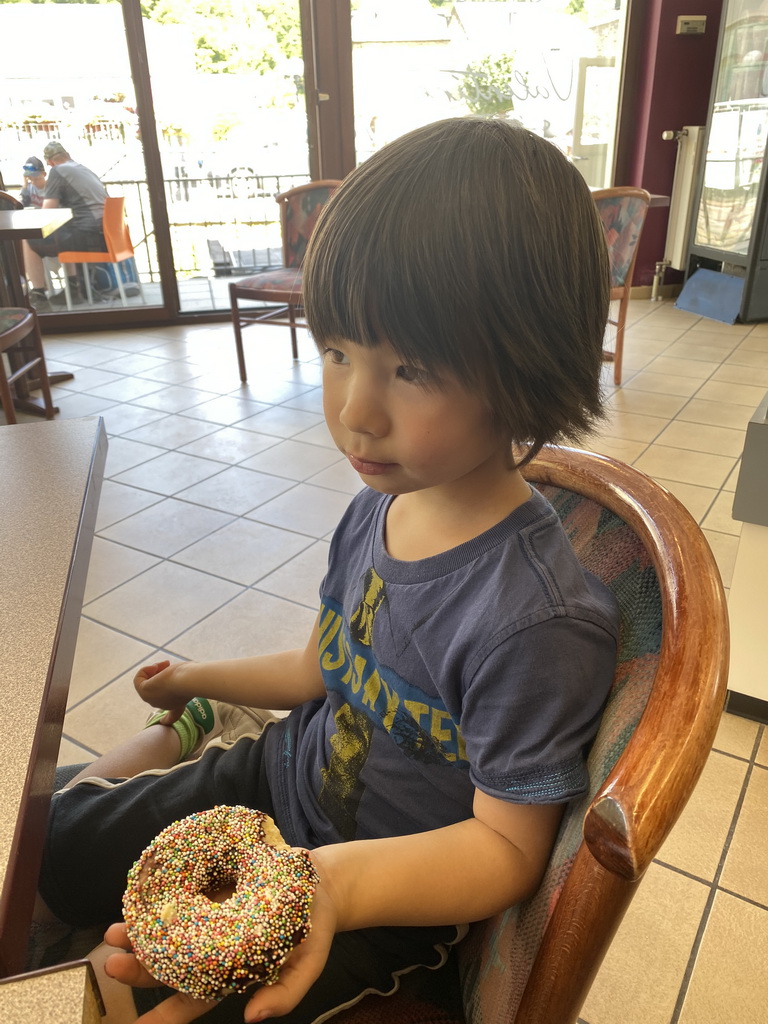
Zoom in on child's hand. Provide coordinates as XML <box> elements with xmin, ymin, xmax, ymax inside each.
<box><xmin>102</xmin><ymin>866</ymin><xmax>340</xmax><ymax>1023</ymax></box>
<box><xmin>240</xmin><ymin>875</ymin><xmax>339</xmax><ymax>1022</ymax></box>
<box><xmin>134</xmin><ymin>660</ymin><xmax>188</xmax><ymax>725</ymax></box>
<box><xmin>103</xmin><ymin>923</ymin><xmax>218</xmax><ymax>1023</ymax></box>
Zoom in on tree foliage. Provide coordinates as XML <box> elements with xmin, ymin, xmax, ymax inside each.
<box><xmin>138</xmin><ymin>0</ymin><xmax>301</xmax><ymax>75</ymax></box>
<box><xmin>457</xmin><ymin>53</ymin><xmax>521</xmax><ymax>117</ymax></box>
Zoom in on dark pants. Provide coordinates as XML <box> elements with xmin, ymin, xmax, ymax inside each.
<box><xmin>28</xmin><ymin>222</ymin><xmax>105</xmax><ymax>258</ymax></box>
<box><xmin>40</xmin><ymin>740</ymin><xmax>462</xmax><ymax>1024</ymax></box>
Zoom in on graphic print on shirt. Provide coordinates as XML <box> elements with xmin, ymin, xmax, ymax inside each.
<box><xmin>349</xmin><ymin>567</ymin><xmax>385</xmax><ymax>645</ymax></box>
<box><xmin>317</xmin><ymin>570</ymin><xmax>467</xmax><ymax>837</ymax></box>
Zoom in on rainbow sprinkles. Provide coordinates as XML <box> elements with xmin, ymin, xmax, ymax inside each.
<box><xmin>123</xmin><ymin>805</ymin><xmax>319</xmax><ymax>1001</ymax></box>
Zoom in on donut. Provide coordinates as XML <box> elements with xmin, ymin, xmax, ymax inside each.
<box><xmin>122</xmin><ymin>805</ymin><xmax>319</xmax><ymax>1000</ymax></box>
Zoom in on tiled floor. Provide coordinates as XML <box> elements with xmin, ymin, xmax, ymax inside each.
<box><xmin>9</xmin><ymin>298</ymin><xmax>768</xmax><ymax>1023</ymax></box>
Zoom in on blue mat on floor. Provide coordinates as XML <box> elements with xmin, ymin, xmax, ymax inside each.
<box><xmin>675</xmin><ymin>268</ymin><xmax>744</xmax><ymax>323</ymax></box>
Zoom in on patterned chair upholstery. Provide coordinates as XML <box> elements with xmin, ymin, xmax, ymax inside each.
<box><xmin>333</xmin><ymin>445</ymin><xmax>728</xmax><ymax>1024</ymax></box>
<box><xmin>592</xmin><ymin>188</ymin><xmax>652</xmax><ymax>387</ymax></box>
<box><xmin>229</xmin><ymin>181</ymin><xmax>341</xmax><ymax>381</ymax></box>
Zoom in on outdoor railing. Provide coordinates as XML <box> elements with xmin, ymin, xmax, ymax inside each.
<box><xmin>106</xmin><ymin>172</ymin><xmax>310</xmax><ymax>284</ymax></box>
<box><xmin>1</xmin><ymin>171</ymin><xmax>310</xmax><ymax>288</ymax></box>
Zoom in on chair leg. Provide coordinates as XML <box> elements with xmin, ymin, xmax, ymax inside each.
<box><xmin>29</xmin><ymin>314</ymin><xmax>56</xmax><ymax>419</ymax></box>
<box><xmin>0</xmin><ymin>354</ymin><xmax>18</xmax><ymax>425</ymax></box>
<box><xmin>115</xmin><ymin>266</ymin><xmax>128</xmax><ymax>307</ymax></box>
<box><xmin>230</xmin><ymin>291</ymin><xmax>248</xmax><ymax>382</ymax></box>
<box><xmin>81</xmin><ymin>267</ymin><xmax>94</xmax><ymax>306</ymax></box>
<box><xmin>613</xmin><ymin>292</ymin><xmax>629</xmax><ymax>386</ymax></box>
<box><xmin>288</xmin><ymin>305</ymin><xmax>299</xmax><ymax>360</ymax></box>
<box><xmin>62</xmin><ymin>273</ymin><xmax>73</xmax><ymax>312</ymax></box>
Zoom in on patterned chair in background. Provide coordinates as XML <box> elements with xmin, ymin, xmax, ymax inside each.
<box><xmin>593</xmin><ymin>187</ymin><xmax>652</xmax><ymax>386</ymax></box>
<box><xmin>0</xmin><ymin>307</ymin><xmax>55</xmax><ymax>424</ymax></box>
<box><xmin>229</xmin><ymin>180</ymin><xmax>341</xmax><ymax>381</ymax></box>
<box><xmin>333</xmin><ymin>444</ymin><xmax>729</xmax><ymax>1024</ymax></box>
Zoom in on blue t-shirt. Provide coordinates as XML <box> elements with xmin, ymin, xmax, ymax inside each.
<box><xmin>265</xmin><ymin>486</ymin><xmax>619</xmax><ymax>849</ymax></box>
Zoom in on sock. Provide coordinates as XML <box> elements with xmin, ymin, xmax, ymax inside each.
<box><xmin>144</xmin><ymin>697</ymin><xmax>218</xmax><ymax>762</ymax></box>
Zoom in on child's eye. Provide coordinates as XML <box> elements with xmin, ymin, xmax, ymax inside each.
<box><xmin>322</xmin><ymin>347</ymin><xmax>349</xmax><ymax>365</ymax></box>
<box><xmin>396</xmin><ymin>364</ymin><xmax>429</xmax><ymax>384</ymax></box>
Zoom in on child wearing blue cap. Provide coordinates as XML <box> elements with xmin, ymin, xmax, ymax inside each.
<box><xmin>20</xmin><ymin>156</ymin><xmax>46</xmax><ymax>209</ymax></box>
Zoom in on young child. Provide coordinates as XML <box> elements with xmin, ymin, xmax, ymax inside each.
<box><xmin>38</xmin><ymin>117</ymin><xmax>618</xmax><ymax>1024</ymax></box>
<box><xmin>20</xmin><ymin>155</ymin><xmax>47</xmax><ymax>208</ymax></box>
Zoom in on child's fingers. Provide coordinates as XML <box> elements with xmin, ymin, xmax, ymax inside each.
<box><xmin>135</xmin><ymin>659</ymin><xmax>172</xmax><ymax>685</ymax></box>
<box><xmin>243</xmin><ymin>916</ymin><xmax>334</xmax><ymax>1022</ymax></box>
<box><xmin>102</xmin><ymin>923</ymin><xmax>159</xmax><ymax>988</ymax></box>
<box><xmin>104</xmin><ymin>949</ymin><xmax>159</xmax><ymax>988</ymax></box>
<box><xmin>103</xmin><ymin>921</ymin><xmax>131</xmax><ymax>950</ymax></box>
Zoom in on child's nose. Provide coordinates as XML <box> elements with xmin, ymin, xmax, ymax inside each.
<box><xmin>339</xmin><ymin>374</ymin><xmax>387</xmax><ymax>437</ymax></box>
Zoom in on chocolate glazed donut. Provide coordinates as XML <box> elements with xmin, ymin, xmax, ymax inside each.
<box><xmin>123</xmin><ymin>805</ymin><xmax>319</xmax><ymax>1000</ymax></box>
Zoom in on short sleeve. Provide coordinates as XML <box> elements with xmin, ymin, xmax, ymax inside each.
<box><xmin>461</xmin><ymin>613</ymin><xmax>617</xmax><ymax>803</ymax></box>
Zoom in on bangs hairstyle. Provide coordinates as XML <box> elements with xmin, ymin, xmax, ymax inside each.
<box><xmin>303</xmin><ymin>117</ymin><xmax>610</xmax><ymax>462</ymax></box>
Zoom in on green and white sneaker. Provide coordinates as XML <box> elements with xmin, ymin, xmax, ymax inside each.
<box><xmin>144</xmin><ymin>698</ymin><xmax>277</xmax><ymax>763</ymax></box>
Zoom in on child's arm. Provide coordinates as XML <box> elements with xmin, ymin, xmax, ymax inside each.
<box><xmin>134</xmin><ymin>612</ymin><xmax>326</xmax><ymax>717</ymax></box>
<box><xmin>262</xmin><ymin>793</ymin><xmax>564</xmax><ymax>1017</ymax></box>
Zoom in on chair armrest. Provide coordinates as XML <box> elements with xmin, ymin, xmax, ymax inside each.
<box><xmin>525</xmin><ymin>446</ymin><xmax>729</xmax><ymax>882</ymax></box>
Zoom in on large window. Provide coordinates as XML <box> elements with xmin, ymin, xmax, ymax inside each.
<box><xmin>0</xmin><ymin>0</ymin><xmax>310</xmax><ymax>320</ymax></box>
<box><xmin>351</xmin><ymin>0</ymin><xmax>628</xmax><ymax>188</ymax></box>
<box><xmin>0</xmin><ymin>0</ymin><xmax>628</xmax><ymax>326</ymax></box>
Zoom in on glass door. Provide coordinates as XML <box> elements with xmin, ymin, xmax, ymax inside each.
<box><xmin>0</xmin><ymin>1</ymin><xmax>160</xmax><ymax>320</ymax></box>
<box><xmin>349</xmin><ymin>0</ymin><xmax>628</xmax><ymax>188</ymax></box>
<box><xmin>0</xmin><ymin>0</ymin><xmax>312</xmax><ymax>320</ymax></box>
<box><xmin>691</xmin><ymin>0</ymin><xmax>768</xmax><ymax>261</ymax></box>
<box><xmin>141</xmin><ymin>0</ymin><xmax>311</xmax><ymax>313</ymax></box>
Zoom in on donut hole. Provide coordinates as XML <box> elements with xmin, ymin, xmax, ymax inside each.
<box><xmin>203</xmin><ymin>881</ymin><xmax>237</xmax><ymax>903</ymax></box>
<box><xmin>200</xmin><ymin>858</ymin><xmax>239</xmax><ymax>903</ymax></box>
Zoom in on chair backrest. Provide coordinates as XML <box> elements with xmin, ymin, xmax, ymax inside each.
<box><xmin>276</xmin><ymin>180</ymin><xmax>342</xmax><ymax>269</ymax></box>
<box><xmin>0</xmin><ymin>191</ymin><xmax>22</xmax><ymax>213</ymax></box>
<box><xmin>457</xmin><ymin>445</ymin><xmax>728</xmax><ymax>1024</ymax></box>
<box><xmin>101</xmin><ymin>196</ymin><xmax>134</xmax><ymax>262</ymax></box>
<box><xmin>0</xmin><ymin>191</ymin><xmax>25</xmax><ymax>307</ymax></box>
<box><xmin>592</xmin><ymin>187</ymin><xmax>651</xmax><ymax>291</ymax></box>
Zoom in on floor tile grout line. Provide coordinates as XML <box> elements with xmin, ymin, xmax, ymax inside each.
<box><xmin>668</xmin><ymin>724</ymin><xmax>764</xmax><ymax>1023</ymax></box>
<box><xmin>58</xmin><ymin>735</ymin><xmax>101</xmax><ymax>760</ymax></box>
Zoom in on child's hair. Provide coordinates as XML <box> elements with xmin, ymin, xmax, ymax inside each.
<box><xmin>303</xmin><ymin>117</ymin><xmax>610</xmax><ymax>463</ymax></box>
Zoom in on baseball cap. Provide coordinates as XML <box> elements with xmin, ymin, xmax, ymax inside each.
<box><xmin>23</xmin><ymin>156</ymin><xmax>45</xmax><ymax>174</ymax></box>
<box><xmin>43</xmin><ymin>141</ymin><xmax>68</xmax><ymax>160</ymax></box>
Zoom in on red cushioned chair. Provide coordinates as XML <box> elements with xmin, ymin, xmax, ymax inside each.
<box><xmin>229</xmin><ymin>180</ymin><xmax>341</xmax><ymax>381</ymax></box>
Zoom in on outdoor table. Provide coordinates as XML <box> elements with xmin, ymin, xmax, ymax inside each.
<box><xmin>0</xmin><ymin>417</ymin><xmax>106</xmax><ymax>979</ymax></box>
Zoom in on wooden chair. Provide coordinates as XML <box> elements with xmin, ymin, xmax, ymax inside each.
<box><xmin>57</xmin><ymin>196</ymin><xmax>144</xmax><ymax>310</ymax></box>
<box><xmin>229</xmin><ymin>180</ymin><xmax>341</xmax><ymax>381</ymax></box>
<box><xmin>593</xmin><ymin>188</ymin><xmax>652</xmax><ymax>386</ymax></box>
<box><xmin>0</xmin><ymin>190</ymin><xmax>27</xmax><ymax>308</ymax></box>
<box><xmin>0</xmin><ymin>307</ymin><xmax>55</xmax><ymax>424</ymax></box>
<box><xmin>331</xmin><ymin>444</ymin><xmax>729</xmax><ymax>1024</ymax></box>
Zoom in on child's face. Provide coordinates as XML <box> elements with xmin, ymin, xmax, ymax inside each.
<box><xmin>320</xmin><ymin>338</ymin><xmax>511</xmax><ymax>498</ymax></box>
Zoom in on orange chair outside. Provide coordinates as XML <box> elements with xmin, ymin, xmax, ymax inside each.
<box><xmin>57</xmin><ymin>196</ymin><xmax>142</xmax><ymax>309</ymax></box>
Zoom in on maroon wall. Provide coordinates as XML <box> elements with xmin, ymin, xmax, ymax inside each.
<box><xmin>615</xmin><ymin>0</ymin><xmax>724</xmax><ymax>286</ymax></box>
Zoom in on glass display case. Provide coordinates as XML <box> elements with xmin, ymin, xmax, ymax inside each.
<box><xmin>686</xmin><ymin>0</ymin><xmax>768</xmax><ymax>321</ymax></box>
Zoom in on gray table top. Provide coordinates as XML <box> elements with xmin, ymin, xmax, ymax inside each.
<box><xmin>0</xmin><ymin>417</ymin><xmax>106</xmax><ymax>977</ymax></box>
